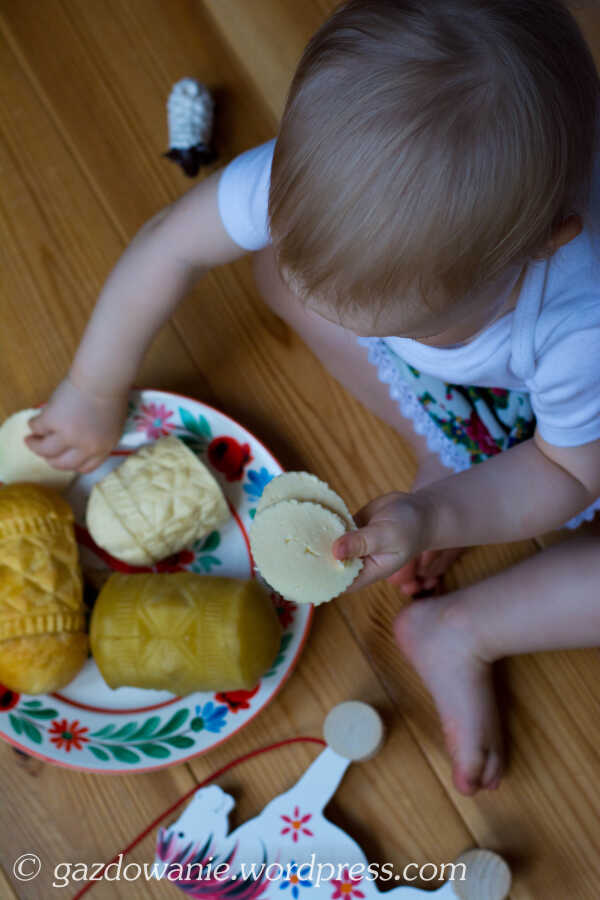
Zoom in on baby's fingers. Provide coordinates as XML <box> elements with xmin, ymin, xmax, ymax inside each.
<box><xmin>333</xmin><ymin>521</ymin><xmax>403</xmax><ymax>561</ymax></box>
<box><xmin>26</xmin><ymin>410</ymin><xmax>50</xmax><ymax>436</ymax></box>
<box><xmin>24</xmin><ymin>432</ymin><xmax>68</xmax><ymax>459</ymax></box>
<box><xmin>333</xmin><ymin>524</ymin><xmax>411</xmax><ymax>593</ymax></box>
<box><xmin>45</xmin><ymin>447</ymin><xmax>89</xmax><ymax>471</ymax></box>
<box><xmin>343</xmin><ymin>554</ymin><xmax>401</xmax><ymax>593</ymax></box>
<box><xmin>352</xmin><ymin>492</ymin><xmax>404</xmax><ymax>528</ymax></box>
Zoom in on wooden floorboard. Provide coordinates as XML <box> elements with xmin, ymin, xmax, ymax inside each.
<box><xmin>1</xmin><ymin>2</ymin><xmax>600</xmax><ymax>898</ymax></box>
<box><xmin>0</xmin><ymin>864</ymin><xmax>19</xmax><ymax>900</ymax></box>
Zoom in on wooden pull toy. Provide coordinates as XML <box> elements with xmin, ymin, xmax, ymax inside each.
<box><xmin>449</xmin><ymin>849</ymin><xmax>511</xmax><ymax>900</ymax></box>
<box><xmin>323</xmin><ymin>700</ymin><xmax>386</xmax><ymax>760</ymax></box>
<box><xmin>155</xmin><ymin>702</ymin><xmax>511</xmax><ymax>899</ymax></box>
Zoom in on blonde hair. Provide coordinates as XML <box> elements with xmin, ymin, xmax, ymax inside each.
<box><xmin>268</xmin><ymin>0</ymin><xmax>600</xmax><ymax>321</ymax></box>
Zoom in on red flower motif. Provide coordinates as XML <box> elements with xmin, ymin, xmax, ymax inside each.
<box><xmin>464</xmin><ymin>413</ymin><xmax>500</xmax><ymax>457</ymax></box>
<box><xmin>331</xmin><ymin>869</ymin><xmax>365</xmax><ymax>899</ymax></box>
<box><xmin>208</xmin><ymin>436</ymin><xmax>252</xmax><ymax>482</ymax></box>
<box><xmin>0</xmin><ymin>685</ymin><xmax>20</xmax><ymax>712</ymax></box>
<box><xmin>49</xmin><ymin>718</ymin><xmax>89</xmax><ymax>752</ymax></box>
<box><xmin>154</xmin><ymin>548</ymin><xmax>195</xmax><ymax>572</ymax></box>
<box><xmin>490</xmin><ymin>388</ymin><xmax>508</xmax><ymax>397</ymax></box>
<box><xmin>214</xmin><ymin>685</ymin><xmax>259</xmax><ymax>713</ymax></box>
<box><xmin>281</xmin><ymin>806</ymin><xmax>314</xmax><ymax>842</ymax></box>
<box><xmin>271</xmin><ymin>593</ymin><xmax>295</xmax><ymax>629</ymax></box>
<box><xmin>134</xmin><ymin>402</ymin><xmax>175</xmax><ymax>440</ymax></box>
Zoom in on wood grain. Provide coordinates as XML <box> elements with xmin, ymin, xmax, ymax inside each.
<box><xmin>0</xmin><ymin>862</ymin><xmax>19</xmax><ymax>900</ymax></box>
<box><xmin>0</xmin><ymin>12</ymin><xmax>200</xmax><ymax>414</ymax></box>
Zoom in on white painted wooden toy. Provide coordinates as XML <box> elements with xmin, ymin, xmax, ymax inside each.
<box><xmin>155</xmin><ymin>702</ymin><xmax>511</xmax><ymax>899</ymax></box>
<box><xmin>164</xmin><ymin>77</ymin><xmax>216</xmax><ymax>176</ymax></box>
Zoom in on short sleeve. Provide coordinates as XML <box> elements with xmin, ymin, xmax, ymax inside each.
<box><xmin>217</xmin><ymin>139</ymin><xmax>275</xmax><ymax>251</ymax></box>
<box><xmin>529</xmin><ymin>305</ymin><xmax>600</xmax><ymax>447</ymax></box>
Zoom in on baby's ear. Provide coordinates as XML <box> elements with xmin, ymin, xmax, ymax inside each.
<box><xmin>546</xmin><ymin>213</ymin><xmax>582</xmax><ymax>255</ymax></box>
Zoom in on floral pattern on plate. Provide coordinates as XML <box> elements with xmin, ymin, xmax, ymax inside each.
<box><xmin>0</xmin><ymin>389</ymin><xmax>312</xmax><ymax>772</ymax></box>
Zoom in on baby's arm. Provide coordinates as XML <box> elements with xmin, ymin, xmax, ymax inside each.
<box><xmin>335</xmin><ymin>432</ymin><xmax>600</xmax><ymax>589</ymax></box>
<box><xmin>420</xmin><ymin>431</ymin><xmax>600</xmax><ymax>542</ymax></box>
<box><xmin>26</xmin><ymin>170</ymin><xmax>245</xmax><ymax>472</ymax></box>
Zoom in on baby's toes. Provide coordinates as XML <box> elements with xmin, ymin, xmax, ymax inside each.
<box><xmin>415</xmin><ymin>549</ymin><xmax>440</xmax><ymax>579</ymax></box>
<box><xmin>451</xmin><ymin>747</ymin><xmax>488</xmax><ymax>796</ymax></box>
<box><xmin>420</xmin><ymin>548</ymin><xmax>463</xmax><ymax>580</ymax></box>
<box><xmin>442</xmin><ymin>719</ymin><xmax>490</xmax><ymax>795</ymax></box>
<box><xmin>481</xmin><ymin>749</ymin><xmax>504</xmax><ymax>790</ymax></box>
<box><xmin>451</xmin><ymin>742</ymin><xmax>504</xmax><ymax>795</ymax></box>
<box><xmin>386</xmin><ymin>559</ymin><xmax>420</xmax><ymax>594</ymax></box>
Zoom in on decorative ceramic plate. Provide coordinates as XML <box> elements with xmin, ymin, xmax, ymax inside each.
<box><xmin>0</xmin><ymin>389</ymin><xmax>312</xmax><ymax>773</ymax></box>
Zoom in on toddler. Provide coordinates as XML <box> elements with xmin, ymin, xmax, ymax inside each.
<box><xmin>26</xmin><ymin>0</ymin><xmax>600</xmax><ymax>796</ymax></box>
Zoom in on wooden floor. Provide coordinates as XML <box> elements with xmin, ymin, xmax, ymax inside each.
<box><xmin>1</xmin><ymin>2</ymin><xmax>600</xmax><ymax>898</ymax></box>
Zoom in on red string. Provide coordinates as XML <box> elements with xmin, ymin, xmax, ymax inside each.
<box><xmin>71</xmin><ymin>736</ymin><xmax>326</xmax><ymax>900</ymax></box>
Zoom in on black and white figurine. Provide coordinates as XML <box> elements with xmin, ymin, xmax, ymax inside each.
<box><xmin>164</xmin><ymin>78</ymin><xmax>216</xmax><ymax>177</ymax></box>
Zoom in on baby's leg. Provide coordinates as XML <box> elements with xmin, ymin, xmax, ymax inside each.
<box><xmin>253</xmin><ymin>247</ymin><xmax>459</xmax><ymax>591</ymax></box>
<box><xmin>395</xmin><ymin>523</ymin><xmax>600</xmax><ymax>794</ymax></box>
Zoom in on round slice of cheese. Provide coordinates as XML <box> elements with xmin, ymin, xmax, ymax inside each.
<box><xmin>249</xmin><ymin>499</ymin><xmax>362</xmax><ymax>605</ymax></box>
<box><xmin>256</xmin><ymin>471</ymin><xmax>354</xmax><ymax>528</ymax></box>
<box><xmin>0</xmin><ymin>409</ymin><xmax>76</xmax><ymax>491</ymax></box>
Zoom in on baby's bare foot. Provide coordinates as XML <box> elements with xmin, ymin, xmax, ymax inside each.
<box><xmin>387</xmin><ymin>548</ymin><xmax>464</xmax><ymax>595</ymax></box>
<box><xmin>394</xmin><ymin>596</ymin><xmax>503</xmax><ymax>795</ymax></box>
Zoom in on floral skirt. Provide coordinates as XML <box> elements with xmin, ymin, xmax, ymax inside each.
<box><xmin>358</xmin><ymin>337</ymin><xmax>600</xmax><ymax>530</ymax></box>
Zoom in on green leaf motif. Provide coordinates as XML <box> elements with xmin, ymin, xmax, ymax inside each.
<box><xmin>110</xmin><ymin>722</ymin><xmax>141</xmax><ymax>741</ymax></box>
<box><xmin>21</xmin><ymin>719</ymin><xmax>42</xmax><ymax>745</ymax></box>
<box><xmin>199</xmin><ymin>531</ymin><xmax>220</xmax><ymax>553</ymax></box>
<box><xmin>123</xmin><ymin>399</ymin><xmax>138</xmax><ymax>433</ymax></box>
<box><xmin>9</xmin><ymin>714</ymin><xmax>23</xmax><ymax>735</ymax></box>
<box><xmin>164</xmin><ymin>735</ymin><xmax>195</xmax><ymax>749</ymax></box>
<box><xmin>136</xmin><ymin>742</ymin><xmax>171</xmax><ymax>759</ymax></box>
<box><xmin>192</xmin><ymin>555</ymin><xmax>221</xmax><ymax>574</ymax></box>
<box><xmin>279</xmin><ymin>633</ymin><xmax>293</xmax><ymax>652</ymax></box>
<box><xmin>24</xmin><ymin>708</ymin><xmax>59</xmax><ymax>720</ymax></box>
<box><xmin>129</xmin><ymin>716</ymin><xmax>162</xmax><ymax>741</ymax></box>
<box><xmin>179</xmin><ymin>408</ymin><xmax>212</xmax><ymax>440</ymax></box>
<box><xmin>264</xmin><ymin>632</ymin><xmax>293</xmax><ymax>678</ymax></box>
<box><xmin>90</xmin><ymin>723</ymin><xmax>117</xmax><ymax>739</ymax></box>
<box><xmin>177</xmin><ymin>433</ymin><xmax>206</xmax><ymax>451</ymax></box>
<box><xmin>264</xmin><ymin>659</ymin><xmax>282</xmax><ymax>678</ymax></box>
<box><xmin>249</xmin><ymin>508</ymin><xmax>256</xmax><ymax>519</ymax></box>
<box><xmin>198</xmin><ymin>416</ymin><xmax>211</xmax><ymax>438</ymax></box>
<box><xmin>108</xmin><ymin>745</ymin><xmax>140</xmax><ymax>764</ymax></box>
<box><xmin>90</xmin><ymin>710</ymin><xmax>190</xmax><ymax>751</ymax></box>
<box><xmin>22</xmin><ymin>700</ymin><xmax>43</xmax><ymax>709</ymax></box>
<box><xmin>190</xmin><ymin>716</ymin><xmax>204</xmax><ymax>732</ymax></box>
<box><xmin>155</xmin><ymin>708</ymin><xmax>189</xmax><ymax>737</ymax></box>
<box><xmin>88</xmin><ymin>745</ymin><xmax>110</xmax><ymax>762</ymax></box>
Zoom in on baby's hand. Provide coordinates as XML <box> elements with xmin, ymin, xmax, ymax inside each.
<box><xmin>332</xmin><ymin>491</ymin><xmax>428</xmax><ymax>592</ymax></box>
<box><xmin>25</xmin><ymin>375</ymin><xmax>129</xmax><ymax>473</ymax></box>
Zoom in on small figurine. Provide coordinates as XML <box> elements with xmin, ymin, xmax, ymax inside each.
<box><xmin>164</xmin><ymin>78</ymin><xmax>217</xmax><ymax>177</ymax></box>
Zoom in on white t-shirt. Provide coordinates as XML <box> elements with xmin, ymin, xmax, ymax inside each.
<box><xmin>217</xmin><ymin>138</ymin><xmax>600</xmax><ymax>447</ymax></box>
